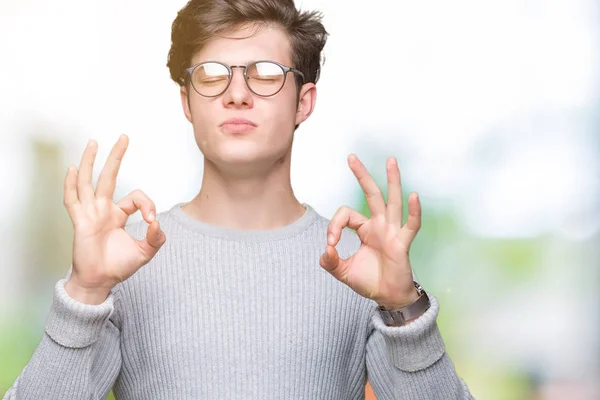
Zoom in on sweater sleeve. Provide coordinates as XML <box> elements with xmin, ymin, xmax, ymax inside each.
<box><xmin>365</xmin><ymin>294</ymin><xmax>474</xmax><ymax>399</ymax></box>
<box><xmin>3</xmin><ymin>276</ymin><xmax>122</xmax><ymax>400</ymax></box>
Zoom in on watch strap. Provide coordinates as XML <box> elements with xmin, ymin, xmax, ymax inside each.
<box><xmin>378</xmin><ymin>282</ymin><xmax>431</xmax><ymax>326</ymax></box>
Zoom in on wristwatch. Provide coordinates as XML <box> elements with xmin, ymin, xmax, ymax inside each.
<box><xmin>378</xmin><ymin>281</ymin><xmax>431</xmax><ymax>326</ymax></box>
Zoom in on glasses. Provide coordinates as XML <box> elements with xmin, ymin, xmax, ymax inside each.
<box><xmin>185</xmin><ymin>60</ymin><xmax>305</xmax><ymax>98</ymax></box>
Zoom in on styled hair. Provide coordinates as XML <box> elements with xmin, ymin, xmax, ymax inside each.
<box><xmin>167</xmin><ymin>0</ymin><xmax>328</xmax><ymax>89</ymax></box>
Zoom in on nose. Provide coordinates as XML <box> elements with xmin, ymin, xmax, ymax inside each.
<box><xmin>222</xmin><ymin>67</ymin><xmax>253</xmax><ymax>108</ymax></box>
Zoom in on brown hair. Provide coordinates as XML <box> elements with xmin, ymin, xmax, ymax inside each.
<box><xmin>167</xmin><ymin>0</ymin><xmax>328</xmax><ymax>90</ymax></box>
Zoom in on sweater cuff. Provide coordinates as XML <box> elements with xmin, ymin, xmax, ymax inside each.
<box><xmin>44</xmin><ymin>278</ymin><xmax>114</xmax><ymax>348</ymax></box>
<box><xmin>371</xmin><ymin>294</ymin><xmax>446</xmax><ymax>372</ymax></box>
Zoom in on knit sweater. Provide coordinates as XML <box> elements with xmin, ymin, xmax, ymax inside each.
<box><xmin>4</xmin><ymin>203</ymin><xmax>473</xmax><ymax>399</ymax></box>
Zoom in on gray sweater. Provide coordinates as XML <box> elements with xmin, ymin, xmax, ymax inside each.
<box><xmin>5</xmin><ymin>203</ymin><xmax>473</xmax><ymax>399</ymax></box>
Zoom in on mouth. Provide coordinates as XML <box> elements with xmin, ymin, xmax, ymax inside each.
<box><xmin>219</xmin><ymin>118</ymin><xmax>257</xmax><ymax>135</ymax></box>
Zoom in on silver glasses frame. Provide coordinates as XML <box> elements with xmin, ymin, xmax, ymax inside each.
<box><xmin>184</xmin><ymin>60</ymin><xmax>305</xmax><ymax>98</ymax></box>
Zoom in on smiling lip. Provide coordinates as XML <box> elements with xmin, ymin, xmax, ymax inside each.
<box><xmin>219</xmin><ymin>118</ymin><xmax>257</xmax><ymax>134</ymax></box>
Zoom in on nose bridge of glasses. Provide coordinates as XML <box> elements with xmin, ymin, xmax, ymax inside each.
<box><xmin>227</xmin><ymin>65</ymin><xmax>251</xmax><ymax>93</ymax></box>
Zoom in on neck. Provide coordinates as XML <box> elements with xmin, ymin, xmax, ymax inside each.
<box><xmin>182</xmin><ymin>154</ymin><xmax>306</xmax><ymax>231</ymax></box>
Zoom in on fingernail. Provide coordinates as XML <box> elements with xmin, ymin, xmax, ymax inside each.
<box><xmin>149</xmin><ymin>211</ymin><xmax>155</xmax><ymax>221</ymax></box>
<box><xmin>327</xmin><ymin>234</ymin><xmax>334</xmax><ymax>245</ymax></box>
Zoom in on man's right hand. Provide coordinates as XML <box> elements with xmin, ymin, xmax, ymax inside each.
<box><xmin>63</xmin><ymin>135</ymin><xmax>166</xmax><ymax>305</ymax></box>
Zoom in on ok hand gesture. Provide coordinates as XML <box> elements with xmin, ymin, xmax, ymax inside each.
<box><xmin>63</xmin><ymin>135</ymin><xmax>166</xmax><ymax>304</ymax></box>
<box><xmin>320</xmin><ymin>155</ymin><xmax>422</xmax><ymax>310</ymax></box>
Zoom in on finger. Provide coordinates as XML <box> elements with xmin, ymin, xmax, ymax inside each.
<box><xmin>116</xmin><ymin>189</ymin><xmax>156</xmax><ymax>223</ymax></box>
<box><xmin>63</xmin><ymin>165</ymin><xmax>82</xmax><ymax>223</ymax></box>
<box><xmin>327</xmin><ymin>206</ymin><xmax>368</xmax><ymax>246</ymax></box>
<box><xmin>348</xmin><ymin>154</ymin><xmax>386</xmax><ymax>217</ymax></box>
<box><xmin>399</xmin><ymin>192</ymin><xmax>422</xmax><ymax>246</ymax></box>
<box><xmin>138</xmin><ymin>220</ymin><xmax>166</xmax><ymax>262</ymax></box>
<box><xmin>96</xmin><ymin>134</ymin><xmax>129</xmax><ymax>199</ymax></box>
<box><xmin>319</xmin><ymin>244</ymin><xmax>349</xmax><ymax>283</ymax></box>
<box><xmin>385</xmin><ymin>157</ymin><xmax>403</xmax><ymax>230</ymax></box>
<box><xmin>63</xmin><ymin>165</ymin><xmax>79</xmax><ymax>208</ymax></box>
<box><xmin>77</xmin><ymin>140</ymin><xmax>99</xmax><ymax>203</ymax></box>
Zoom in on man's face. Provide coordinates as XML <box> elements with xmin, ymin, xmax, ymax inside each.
<box><xmin>181</xmin><ymin>25</ymin><xmax>316</xmax><ymax>172</ymax></box>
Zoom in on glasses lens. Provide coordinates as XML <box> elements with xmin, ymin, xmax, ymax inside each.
<box><xmin>191</xmin><ymin>62</ymin><xmax>230</xmax><ymax>97</ymax></box>
<box><xmin>246</xmin><ymin>62</ymin><xmax>285</xmax><ymax>96</ymax></box>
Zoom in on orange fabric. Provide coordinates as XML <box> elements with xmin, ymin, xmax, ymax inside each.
<box><xmin>365</xmin><ymin>381</ymin><xmax>377</xmax><ymax>399</ymax></box>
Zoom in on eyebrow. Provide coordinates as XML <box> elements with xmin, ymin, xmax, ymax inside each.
<box><xmin>194</xmin><ymin>59</ymin><xmax>280</xmax><ymax>66</ymax></box>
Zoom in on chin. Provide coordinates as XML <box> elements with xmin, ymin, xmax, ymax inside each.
<box><xmin>209</xmin><ymin>145</ymin><xmax>273</xmax><ymax>165</ymax></box>
<box><xmin>207</xmin><ymin>143</ymin><xmax>291</xmax><ymax>169</ymax></box>
<box><xmin>195</xmin><ymin>128</ymin><xmax>293</xmax><ymax>168</ymax></box>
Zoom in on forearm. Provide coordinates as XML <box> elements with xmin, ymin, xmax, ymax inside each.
<box><xmin>4</xmin><ymin>332</ymin><xmax>118</xmax><ymax>400</ymax></box>
<box><xmin>366</xmin><ymin>295</ymin><xmax>474</xmax><ymax>399</ymax></box>
<box><xmin>367</xmin><ymin>351</ymin><xmax>472</xmax><ymax>400</ymax></box>
<box><xmin>3</xmin><ymin>278</ymin><xmax>121</xmax><ymax>400</ymax></box>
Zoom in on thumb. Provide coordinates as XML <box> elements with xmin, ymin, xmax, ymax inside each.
<box><xmin>319</xmin><ymin>245</ymin><xmax>346</xmax><ymax>280</ymax></box>
<box><xmin>138</xmin><ymin>220</ymin><xmax>166</xmax><ymax>262</ymax></box>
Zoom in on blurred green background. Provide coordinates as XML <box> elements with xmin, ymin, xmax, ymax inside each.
<box><xmin>1</xmin><ymin>0</ymin><xmax>599</xmax><ymax>399</ymax></box>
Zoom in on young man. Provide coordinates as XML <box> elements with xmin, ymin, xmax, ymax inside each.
<box><xmin>5</xmin><ymin>0</ymin><xmax>473</xmax><ymax>399</ymax></box>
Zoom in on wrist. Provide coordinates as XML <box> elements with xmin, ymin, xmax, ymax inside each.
<box><xmin>64</xmin><ymin>278</ymin><xmax>111</xmax><ymax>305</ymax></box>
<box><xmin>377</xmin><ymin>287</ymin><xmax>420</xmax><ymax>310</ymax></box>
<box><xmin>378</xmin><ymin>281</ymin><xmax>431</xmax><ymax>327</ymax></box>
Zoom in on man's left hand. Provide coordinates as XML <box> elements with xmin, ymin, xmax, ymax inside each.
<box><xmin>319</xmin><ymin>154</ymin><xmax>422</xmax><ymax>310</ymax></box>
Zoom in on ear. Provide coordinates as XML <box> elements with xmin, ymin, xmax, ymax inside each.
<box><xmin>180</xmin><ymin>85</ymin><xmax>193</xmax><ymax>123</ymax></box>
<box><xmin>295</xmin><ymin>83</ymin><xmax>317</xmax><ymax>126</ymax></box>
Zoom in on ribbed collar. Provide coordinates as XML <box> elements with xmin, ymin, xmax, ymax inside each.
<box><xmin>167</xmin><ymin>202</ymin><xmax>319</xmax><ymax>242</ymax></box>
